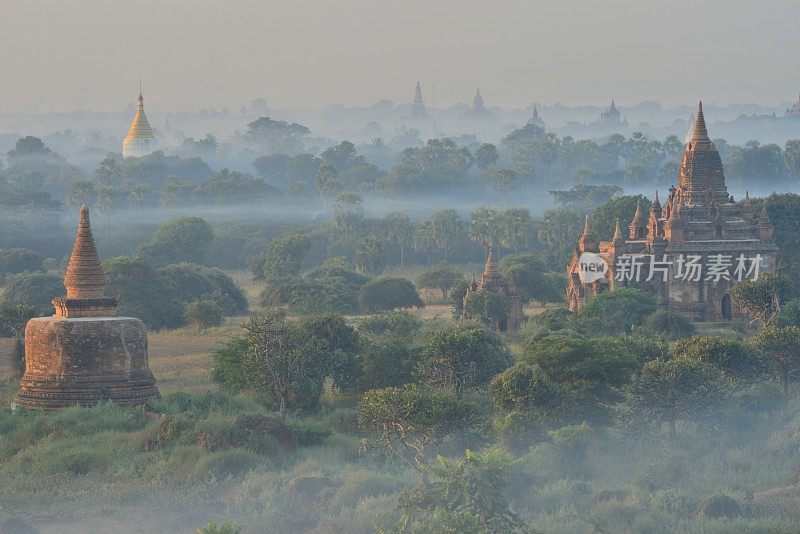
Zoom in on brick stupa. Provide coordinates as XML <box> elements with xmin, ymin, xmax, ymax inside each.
<box><xmin>15</xmin><ymin>206</ymin><xmax>159</xmax><ymax>409</ymax></box>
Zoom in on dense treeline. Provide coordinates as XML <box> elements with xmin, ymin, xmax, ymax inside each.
<box><xmin>2</xmin><ymin>119</ymin><xmax>800</xmax><ymax>216</ymax></box>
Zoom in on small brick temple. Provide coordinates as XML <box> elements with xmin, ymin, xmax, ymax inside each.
<box><xmin>15</xmin><ymin>206</ymin><xmax>159</xmax><ymax>409</ymax></box>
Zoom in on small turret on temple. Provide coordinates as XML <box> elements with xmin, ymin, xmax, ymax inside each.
<box><xmin>16</xmin><ymin>206</ymin><xmax>159</xmax><ymax>409</ymax></box>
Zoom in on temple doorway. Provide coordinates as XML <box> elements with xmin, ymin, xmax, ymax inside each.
<box><xmin>721</xmin><ymin>294</ymin><xmax>732</xmax><ymax>320</ymax></box>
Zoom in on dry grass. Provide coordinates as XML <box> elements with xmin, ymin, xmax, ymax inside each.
<box><xmin>228</xmin><ymin>270</ymin><xmax>263</xmax><ymax>312</ymax></box>
<box><xmin>147</xmin><ymin>323</ymin><xmax>240</xmax><ymax>395</ymax></box>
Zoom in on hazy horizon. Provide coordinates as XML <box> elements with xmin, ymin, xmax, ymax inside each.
<box><xmin>2</xmin><ymin>0</ymin><xmax>799</xmax><ymax>113</ymax></box>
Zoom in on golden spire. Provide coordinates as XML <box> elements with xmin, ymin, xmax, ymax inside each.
<box><xmin>612</xmin><ymin>218</ymin><xmax>622</xmax><ymax>240</ymax></box>
<box><xmin>125</xmin><ymin>89</ymin><xmax>154</xmax><ymax>140</ymax></box>
<box><xmin>63</xmin><ymin>205</ymin><xmax>107</xmax><ymax>299</ymax></box>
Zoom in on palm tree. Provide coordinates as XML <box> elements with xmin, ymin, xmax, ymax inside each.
<box><xmin>386</xmin><ymin>212</ymin><xmax>414</xmax><ymax>267</ymax></box>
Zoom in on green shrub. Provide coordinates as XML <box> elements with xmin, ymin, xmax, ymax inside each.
<box><xmin>0</xmin><ymin>248</ymin><xmax>44</xmax><ymax>279</ymax></box>
<box><xmin>287</xmin><ymin>420</ymin><xmax>333</xmax><ymax>447</ymax></box>
<box><xmin>192</xmin><ymin>448</ymin><xmax>261</xmax><ymax>480</ymax></box>
<box><xmin>644</xmin><ymin>309</ymin><xmax>696</xmax><ymax>340</ymax></box>
<box><xmin>185</xmin><ymin>297</ymin><xmax>224</xmax><ymax>328</ymax></box>
<box><xmin>575</xmin><ymin>288</ymin><xmax>658</xmax><ymax>336</ymax></box>
<box><xmin>197</xmin><ymin>521</ymin><xmax>241</xmax><ymax>534</ymax></box>
<box><xmin>356</xmin><ymin>310</ymin><xmax>423</xmax><ymax>340</ymax></box>
<box><xmin>696</xmin><ymin>494</ymin><xmax>741</xmax><ymax>519</ymax></box>
<box><xmin>358</xmin><ymin>277</ymin><xmax>423</xmax><ymax>312</ymax></box>
<box><xmin>328</xmin><ymin>471</ymin><xmax>403</xmax><ymax>511</ymax></box>
<box><xmin>2</xmin><ymin>272</ymin><xmax>62</xmax><ymax>314</ymax></box>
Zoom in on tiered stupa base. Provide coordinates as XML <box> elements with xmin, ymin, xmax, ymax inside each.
<box><xmin>15</xmin><ymin>316</ymin><xmax>159</xmax><ymax>410</ymax></box>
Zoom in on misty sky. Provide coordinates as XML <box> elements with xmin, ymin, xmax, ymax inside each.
<box><xmin>2</xmin><ymin>0</ymin><xmax>798</xmax><ymax>112</ymax></box>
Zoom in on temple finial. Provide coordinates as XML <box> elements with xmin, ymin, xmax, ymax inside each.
<box><xmin>582</xmin><ymin>214</ymin><xmax>591</xmax><ymax>236</ymax></box>
<box><xmin>613</xmin><ymin>218</ymin><xmax>622</xmax><ymax>240</ymax></box>
<box><xmin>63</xmin><ymin>206</ymin><xmax>107</xmax><ymax>300</ymax></box>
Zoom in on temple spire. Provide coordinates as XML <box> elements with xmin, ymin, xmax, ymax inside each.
<box><xmin>63</xmin><ymin>206</ymin><xmax>107</xmax><ymax>299</ymax></box>
<box><xmin>483</xmin><ymin>246</ymin><xmax>498</xmax><ymax>277</ymax></box>
<box><xmin>414</xmin><ymin>82</ymin><xmax>423</xmax><ymax>105</ymax></box>
<box><xmin>631</xmin><ymin>199</ymin><xmax>643</xmax><ymax>224</ymax></box>
<box><xmin>691</xmin><ymin>100</ymin><xmax>710</xmax><ymax>142</ymax></box>
<box><xmin>612</xmin><ymin>218</ymin><xmax>622</xmax><ymax>240</ymax></box>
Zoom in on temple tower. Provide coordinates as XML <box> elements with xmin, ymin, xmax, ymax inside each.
<box><xmin>567</xmin><ymin>101</ymin><xmax>779</xmax><ymax>322</ymax></box>
<box><xmin>15</xmin><ymin>206</ymin><xmax>159</xmax><ymax>409</ymax></box>
<box><xmin>463</xmin><ymin>247</ymin><xmax>523</xmax><ymax>331</ymax></box>
<box><xmin>464</xmin><ymin>88</ymin><xmax>494</xmax><ymax>120</ymax></box>
<box><xmin>409</xmin><ymin>81</ymin><xmax>428</xmax><ymax>120</ymax></box>
<box><xmin>122</xmin><ymin>88</ymin><xmax>158</xmax><ymax>158</ymax></box>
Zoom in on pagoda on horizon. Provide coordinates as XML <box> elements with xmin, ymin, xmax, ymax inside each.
<box><xmin>122</xmin><ymin>88</ymin><xmax>158</xmax><ymax>158</ymax></box>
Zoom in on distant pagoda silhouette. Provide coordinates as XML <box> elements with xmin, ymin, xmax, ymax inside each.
<box><xmin>16</xmin><ymin>206</ymin><xmax>159</xmax><ymax>409</ymax></box>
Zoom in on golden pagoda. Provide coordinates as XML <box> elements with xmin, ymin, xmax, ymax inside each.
<box><xmin>122</xmin><ymin>88</ymin><xmax>158</xmax><ymax>158</ymax></box>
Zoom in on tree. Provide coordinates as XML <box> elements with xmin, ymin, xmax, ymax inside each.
<box><xmin>297</xmin><ymin>314</ymin><xmax>362</xmax><ymax>392</ymax></box>
<box><xmin>428</xmin><ymin>209</ymin><xmax>463</xmax><ymax>261</ymax></box>
<box><xmin>184</xmin><ymin>298</ymin><xmax>223</xmax><ymax>329</ymax></box>
<box><xmin>576</xmin><ymin>288</ymin><xmax>659</xmax><ymax>336</ymax></box>
<box><xmin>731</xmin><ymin>273</ymin><xmax>795</xmax><ymax>326</ymax></box>
<box><xmin>332</xmin><ymin>192</ymin><xmax>363</xmax><ymax>234</ymax></box>
<box><xmin>474</xmin><ymin>143</ymin><xmax>499</xmax><ymax>170</ymax></box>
<box><xmin>621</xmin><ymin>358</ymin><xmax>729</xmax><ymax>437</ymax></box>
<box><xmin>498</xmin><ymin>208</ymin><xmax>534</xmax><ymax>253</ymax></box>
<box><xmin>469</xmin><ymin>206</ymin><xmax>503</xmax><ymax>253</ymax></box>
<box><xmin>241</xmin><ymin>311</ymin><xmax>326</xmax><ymax>417</ymax></box>
<box><xmin>0</xmin><ymin>249</ymin><xmax>44</xmax><ymax>278</ymax></box>
<box><xmin>136</xmin><ymin>217</ymin><xmax>215</xmax><ymax>268</ymax></box>
<box><xmin>194</xmin><ymin>169</ymin><xmax>275</xmax><ymax>203</ymax></box>
<box><xmin>244</xmin><ymin>116</ymin><xmax>310</xmax><ymax>154</ymax></box>
<box><xmin>7</xmin><ymin>136</ymin><xmax>49</xmax><ymax>157</ymax></box>
<box><xmin>415</xmin><ymin>262</ymin><xmax>463</xmax><ymax>299</ymax></box>
<box><xmin>671</xmin><ymin>336</ymin><xmax>764</xmax><ymax>381</ymax></box>
<box><xmin>536</xmin><ymin>207</ymin><xmax>583</xmax><ymax>265</ymax></box>
<box><xmin>104</xmin><ymin>256</ymin><xmax>185</xmax><ymax>330</ymax></box>
<box><xmin>419</xmin><ymin>325</ymin><xmax>512</xmax><ymax>396</ymax></box>
<box><xmin>751</xmin><ymin>326</ymin><xmax>800</xmax><ymax>417</ymax></box>
<box><xmin>68</xmin><ymin>179</ymin><xmax>96</xmax><ymax>207</ymax></box>
<box><xmin>462</xmin><ymin>289</ymin><xmax>509</xmax><ymax>330</ymax></box>
<box><xmin>315</xmin><ymin>163</ymin><xmax>342</xmax><ymax>204</ymax></box>
<box><xmin>251</xmin><ymin>234</ymin><xmax>311</xmax><ymax>279</ymax></box>
<box><xmin>762</xmin><ymin>193</ymin><xmax>800</xmax><ymax>271</ymax></box>
<box><xmin>360</xmin><ymin>338</ymin><xmax>420</xmax><ymax>390</ymax></box>
<box><xmin>357</xmin><ymin>384</ymin><xmax>472</xmax><ymax>472</ymax></box>
<box><xmin>210</xmin><ymin>337</ymin><xmax>249</xmax><ymax>393</ymax></box>
<box><xmin>550</xmin><ymin>184</ymin><xmax>622</xmax><ymax>212</ymax></box>
<box><xmin>590</xmin><ymin>194</ymin><xmax>649</xmax><ymax>242</ymax></box>
<box><xmin>358</xmin><ymin>277</ymin><xmax>423</xmax><ymax>312</ymax></box>
<box><xmin>488</xmin><ymin>168</ymin><xmax>526</xmax><ymax>205</ymax></box>
<box><xmin>490</xmin><ymin>362</ymin><xmax>561</xmax><ymax>413</ymax></box>
<box><xmin>0</xmin><ymin>300</ymin><xmax>36</xmax><ymax>377</ymax></box>
<box><xmin>643</xmin><ymin>309</ymin><xmax>696</xmax><ymax>340</ymax></box>
<box><xmin>396</xmin><ymin>449</ymin><xmax>525</xmax><ymax>532</ymax></box>
<box><xmin>354</xmin><ymin>236</ymin><xmax>386</xmax><ymax>274</ymax></box>
<box><xmin>2</xmin><ymin>272</ymin><xmax>63</xmax><ymax>315</ymax></box>
<box><xmin>500</xmin><ymin>253</ymin><xmax>555</xmax><ymax>304</ymax></box>
<box><xmin>385</xmin><ymin>212</ymin><xmax>414</xmax><ymax>267</ymax></box>
<box><xmin>524</xmin><ymin>332</ymin><xmax>637</xmax><ymax>422</ymax></box>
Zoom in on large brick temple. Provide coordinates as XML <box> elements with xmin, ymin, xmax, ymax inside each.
<box><xmin>567</xmin><ymin>102</ymin><xmax>779</xmax><ymax>321</ymax></box>
<box><xmin>15</xmin><ymin>206</ymin><xmax>159</xmax><ymax>409</ymax></box>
